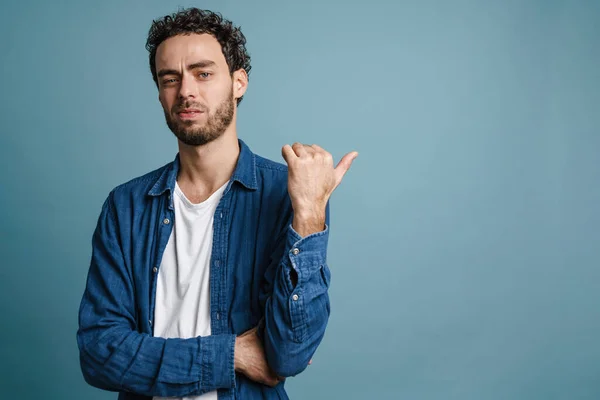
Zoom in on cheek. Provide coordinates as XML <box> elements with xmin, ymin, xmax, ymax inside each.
<box><xmin>158</xmin><ymin>93</ymin><xmax>173</xmax><ymax>112</ymax></box>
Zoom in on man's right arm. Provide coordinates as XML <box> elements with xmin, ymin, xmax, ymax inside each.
<box><xmin>76</xmin><ymin>192</ymin><xmax>236</xmax><ymax>398</ymax></box>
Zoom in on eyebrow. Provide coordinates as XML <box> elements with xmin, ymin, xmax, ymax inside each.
<box><xmin>157</xmin><ymin>60</ymin><xmax>217</xmax><ymax>78</ymax></box>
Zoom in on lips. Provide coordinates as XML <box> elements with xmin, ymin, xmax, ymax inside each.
<box><xmin>178</xmin><ymin>108</ymin><xmax>202</xmax><ymax>113</ymax></box>
<box><xmin>177</xmin><ymin>108</ymin><xmax>204</xmax><ymax>119</ymax></box>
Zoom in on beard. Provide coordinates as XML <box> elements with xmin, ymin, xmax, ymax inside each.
<box><xmin>164</xmin><ymin>89</ymin><xmax>234</xmax><ymax>147</ymax></box>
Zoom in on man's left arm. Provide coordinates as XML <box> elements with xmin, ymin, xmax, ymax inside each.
<box><xmin>257</xmin><ymin>143</ymin><xmax>358</xmax><ymax>378</ymax></box>
<box><xmin>257</xmin><ymin>202</ymin><xmax>331</xmax><ymax>378</ymax></box>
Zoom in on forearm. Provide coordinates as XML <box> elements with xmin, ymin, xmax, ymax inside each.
<box><xmin>77</xmin><ymin>322</ymin><xmax>235</xmax><ymax>397</ymax></box>
<box><xmin>79</xmin><ymin>192</ymin><xmax>236</xmax><ymax>397</ymax></box>
<box><xmin>292</xmin><ymin>207</ymin><xmax>326</xmax><ymax>238</ymax></box>
<box><xmin>261</xmin><ymin>218</ymin><xmax>331</xmax><ymax>377</ymax></box>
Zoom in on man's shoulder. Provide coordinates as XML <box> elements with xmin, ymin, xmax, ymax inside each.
<box><xmin>252</xmin><ymin>153</ymin><xmax>290</xmax><ymax>193</ymax></box>
<box><xmin>254</xmin><ymin>153</ymin><xmax>288</xmax><ymax>175</ymax></box>
<box><xmin>109</xmin><ymin>160</ymin><xmax>172</xmax><ymax>200</ymax></box>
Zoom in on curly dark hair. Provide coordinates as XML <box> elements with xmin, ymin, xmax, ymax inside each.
<box><xmin>146</xmin><ymin>8</ymin><xmax>252</xmax><ymax>105</ymax></box>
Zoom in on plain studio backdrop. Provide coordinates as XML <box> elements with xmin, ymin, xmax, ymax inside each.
<box><xmin>0</xmin><ymin>0</ymin><xmax>598</xmax><ymax>399</ymax></box>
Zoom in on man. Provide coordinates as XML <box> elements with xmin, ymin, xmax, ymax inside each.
<box><xmin>77</xmin><ymin>7</ymin><xmax>357</xmax><ymax>400</ymax></box>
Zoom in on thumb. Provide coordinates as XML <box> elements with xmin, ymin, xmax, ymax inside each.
<box><xmin>334</xmin><ymin>151</ymin><xmax>358</xmax><ymax>185</ymax></box>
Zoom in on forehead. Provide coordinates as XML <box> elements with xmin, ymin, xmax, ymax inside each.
<box><xmin>155</xmin><ymin>33</ymin><xmax>226</xmax><ymax>70</ymax></box>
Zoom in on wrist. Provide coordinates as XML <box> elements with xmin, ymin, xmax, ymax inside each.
<box><xmin>234</xmin><ymin>337</ymin><xmax>244</xmax><ymax>373</ymax></box>
<box><xmin>292</xmin><ymin>211</ymin><xmax>326</xmax><ymax>237</ymax></box>
<box><xmin>293</xmin><ymin>201</ymin><xmax>326</xmax><ymax>220</ymax></box>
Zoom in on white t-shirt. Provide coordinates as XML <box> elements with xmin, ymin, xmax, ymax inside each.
<box><xmin>152</xmin><ymin>180</ymin><xmax>229</xmax><ymax>400</ymax></box>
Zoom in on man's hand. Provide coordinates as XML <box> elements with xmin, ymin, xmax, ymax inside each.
<box><xmin>234</xmin><ymin>327</ymin><xmax>283</xmax><ymax>387</ymax></box>
<box><xmin>281</xmin><ymin>143</ymin><xmax>358</xmax><ymax>237</ymax></box>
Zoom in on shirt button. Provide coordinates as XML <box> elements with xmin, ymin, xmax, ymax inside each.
<box><xmin>153</xmin><ymin>267</ymin><xmax>158</xmax><ymax>273</ymax></box>
<box><xmin>216</xmin><ymin>312</ymin><xmax>220</xmax><ymax>320</ymax></box>
<box><xmin>163</xmin><ymin>218</ymin><xmax>170</xmax><ymax>225</ymax></box>
<box><xmin>292</xmin><ymin>248</ymin><xmax>300</xmax><ymax>255</ymax></box>
<box><xmin>292</xmin><ymin>294</ymin><xmax>299</xmax><ymax>301</ymax></box>
<box><xmin>149</xmin><ymin>319</ymin><xmax>152</xmax><ymax>326</ymax></box>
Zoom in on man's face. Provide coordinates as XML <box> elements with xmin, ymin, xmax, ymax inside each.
<box><xmin>155</xmin><ymin>33</ymin><xmax>237</xmax><ymax>146</ymax></box>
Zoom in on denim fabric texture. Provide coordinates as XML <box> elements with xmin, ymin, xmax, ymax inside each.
<box><xmin>77</xmin><ymin>139</ymin><xmax>331</xmax><ymax>399</ymax></box>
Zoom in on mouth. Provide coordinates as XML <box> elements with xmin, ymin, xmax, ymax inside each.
<box><xmin>177</xmin><ymin>109</ymin><xmax>204</xmax><ymax>120</ymax></box>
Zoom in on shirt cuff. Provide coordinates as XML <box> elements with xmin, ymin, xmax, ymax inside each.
<box><xmin>286</xmin><ymin>223</ymin><xmax>329</xmax><ymax>284</ymax></box>
<box><xmin>200</xmin><ymin>334</ymin><xmax>236</xmax><ymax>391</ymax></box>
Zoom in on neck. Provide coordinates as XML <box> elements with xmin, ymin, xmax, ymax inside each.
<box><xmin>176</xmin><ymin>128</ymin><xmax>239</xmax><ymax>194</ymax></box>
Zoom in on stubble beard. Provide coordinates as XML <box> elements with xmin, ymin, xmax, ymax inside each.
<box><xmin>165</xmin><ymin>89</ymin><xmax>234</xmax><ymax>147</ymax></box>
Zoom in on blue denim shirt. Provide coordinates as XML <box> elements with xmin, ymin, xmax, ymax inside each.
<box><xmin>77</xmin><ymin>139</ymin><xmax>331</xmax><ymax>400</ymax></box>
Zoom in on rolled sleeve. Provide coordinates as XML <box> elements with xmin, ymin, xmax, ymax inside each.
<box><xmin>261</xmin><ymin>203</ymin><xmax>333</xmax><ymax>377</ymax></box>
<box><xmin>200</xmin><ymin>334</ymin><xmax>236</xmax><ymax>390</ymax></box>
<box><xmin>285</xmin><ymin>223</ymin><xmax>329</xmax><ymax>285</ymax></box>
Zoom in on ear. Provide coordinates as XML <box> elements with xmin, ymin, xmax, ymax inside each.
<box><xmin>232</xmin><ymin>68</ymin><xmax>248</xmax><ymax>100</ymax></box>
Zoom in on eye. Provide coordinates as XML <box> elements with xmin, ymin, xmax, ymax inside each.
<box><xmin>198</xmin><ymin>72</ymin><xmax>211</xmax><ymax>79</ymax></box>
<box><xmin>162</xmin><ymin>78</ymin><xmax>177</xmax><ymax>85</ymax></box>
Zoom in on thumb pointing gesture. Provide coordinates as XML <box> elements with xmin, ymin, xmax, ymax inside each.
<box><xmin>334</xmin><ymin>151</ymin><xmax>359</xmax><ymax>188</ymax></box>
<box><xmin>282</xmin><ymin>143</ymin><xmax>358</xmax><ymax>236</ymax></box>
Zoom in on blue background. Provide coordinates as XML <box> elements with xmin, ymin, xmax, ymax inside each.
<box><xmin>0</xmin><ymin>0</ymin><xmax>598</xmax><ymax>399</ymax></box>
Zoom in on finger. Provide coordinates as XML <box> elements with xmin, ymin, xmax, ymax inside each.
<box><xmin>310</xmin><ymin>144</ymin><xmax>325</xmax><ymax>153</ymax></box>
<box><xmin>311</xmin><ymin>145</ymin><xmax>333</xmax><ymax>164</ymax></box>
<box><xmin>308</xmin><ymin>359</ymin><xmax>313</xmax><ymax>365</ymax></box>
<box><xmin>291</xmin><ymin>142</ymin><xmax>308</xmax><ymax>157</ymax></box>
<box><xmin>303</xmin><ymin>144</ymin><xmax>316</xmax><ymax>155</ymax></box>
<box><xmin>267</xmin><ymin>368</ymin><xmax>282</xmax><ymax>386</ymax></box>
<box><xmin>334</xmin><ymin>151</ymin><xmax>358</xmax><ymax>185</ymax></box>
<box><xmin>281</xmin><ymin>144</ymin><xmax>297</xmax><ymax>165</ymax></box>
<box><xmin>265</xmin><ymin>375</ymin><xmax>280</xmax><ymax>387</ymax></box>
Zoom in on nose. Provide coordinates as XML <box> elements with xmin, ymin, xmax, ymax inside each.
<box><xmin>177</xmin><ymin>73</ymin><xmax>197</xmax><ymax>100</ymax></box>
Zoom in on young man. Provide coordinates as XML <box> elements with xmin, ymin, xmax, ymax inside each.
<box><xmin>77</xmin><ymin>8</ymin><xmax>357</xmax><ymax>400</ymax></box>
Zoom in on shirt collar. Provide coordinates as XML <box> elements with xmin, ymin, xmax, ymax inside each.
<box><xmin>147</xmin><ymin>138</ymin><xmax>258</xmax><ymax>198</ymax></box>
